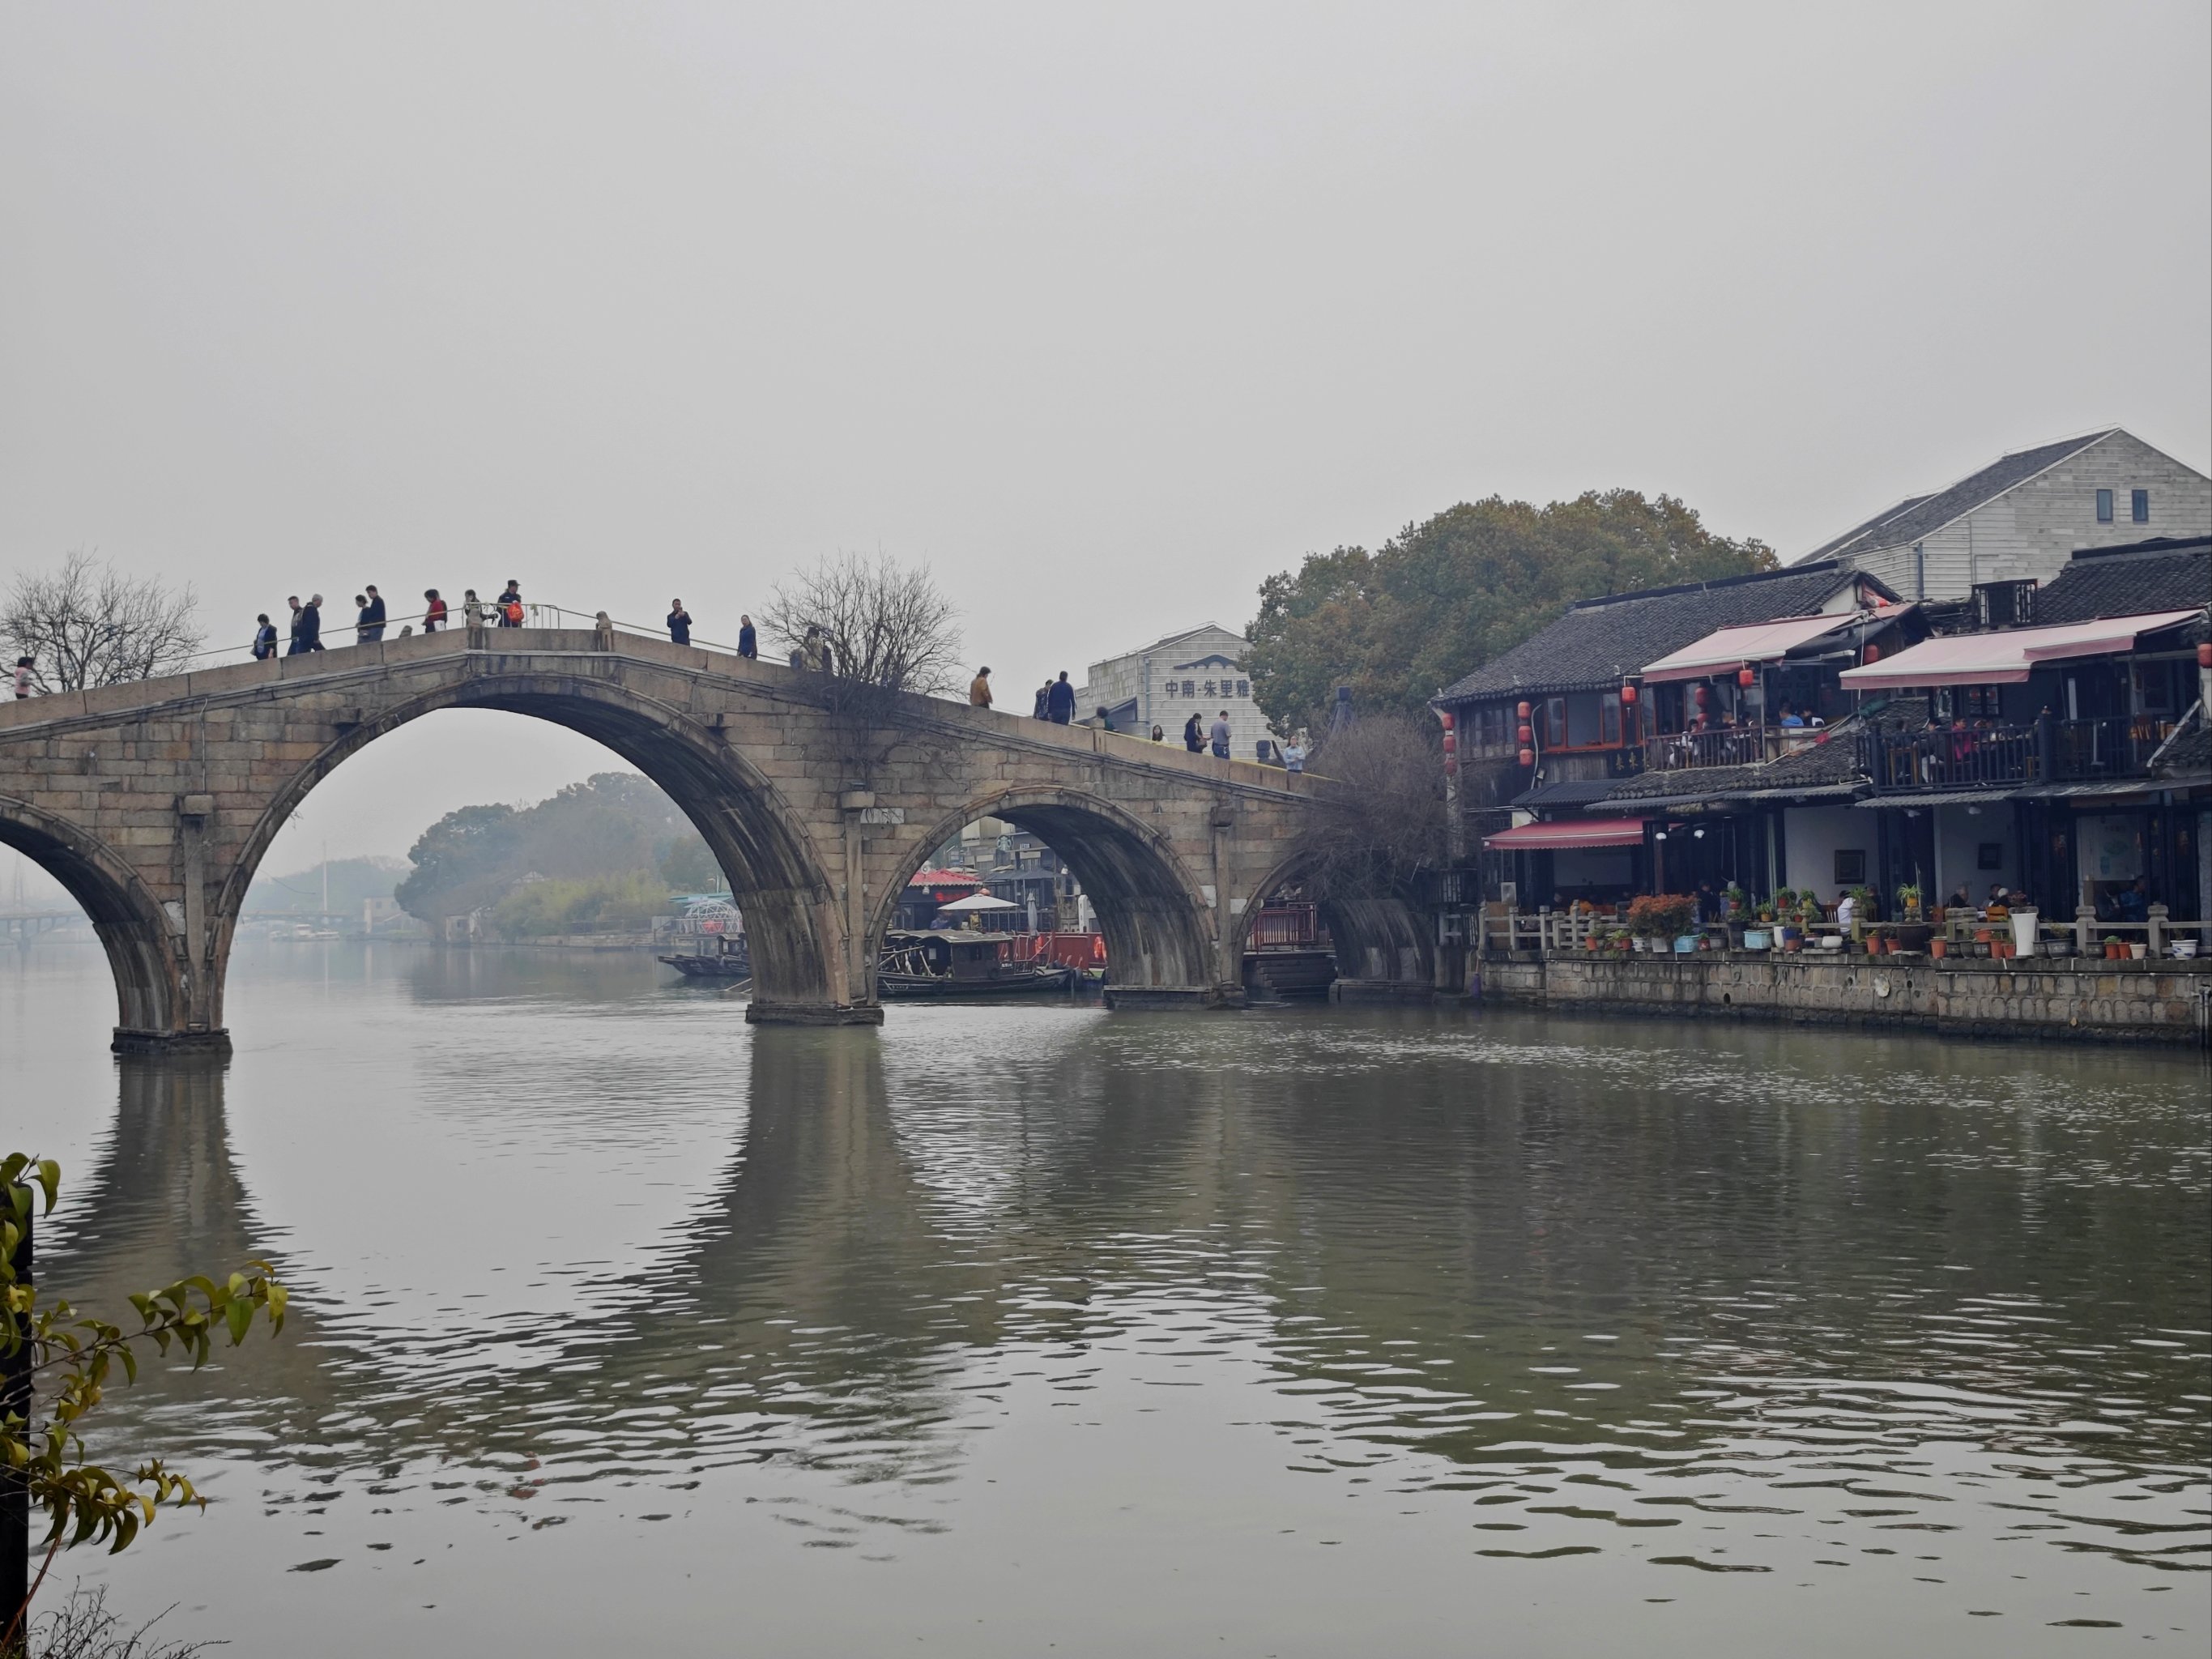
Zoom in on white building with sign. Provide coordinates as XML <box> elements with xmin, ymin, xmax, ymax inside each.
<box><xmin>1075</xmin><ymin>624</ymin><xmax>1283</xmax><ymax>757</ymax></box>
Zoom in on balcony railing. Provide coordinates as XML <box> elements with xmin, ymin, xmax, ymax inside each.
<box><xmin>2056</xmin><ymin>716</ymin><xmax>2167</xmax><ymax>778</ymax></box>
<box><xmin>1863</xmin><ymin>723</ymin><xmax>2040</xmax><ymax>792</ymax></box>
<box><xmin>1647</xmin><ymin>726</ymin><xmax>1822</xmax><ymax>773</ymax></box>
<box><xmin>1862</xmin><ymin>715</ymin><xmax>2176</xmax><ymax>795</ymax></box>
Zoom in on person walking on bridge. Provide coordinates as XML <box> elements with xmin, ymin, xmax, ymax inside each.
<box><xmin>12</xmin><ymin>656</ymin><xmax>32</xmax><ymax>699</ymax></box>
<box><xmin>667</xmin><ymin>600</ymin><xmax>692</xmax><ymax>646</ymax></box>
<box><xmin>969</xmin><ymin>667</ymin><xmax>993</xmax><ymax>708</ymax></box>
<box><xmin>249</xmin><ymin>615</ymin><xmax>278</xmax><ymax>661</ymax></box>
<box><xmin>1046</xmin><ymin>672</ymin><xmax>1076</xmax><ymax>724</ymax></box>
<box><xmin>359</xmin><ymin>585</ymin><xmax>387</xmax><ymax>642</ymax></box>
<box><xmin>1033</xmin><ymin>680</ymin><xmax>1051</xmax><ymax>719</ymax></box>
<box><xmin>497</xmin><ymin>581</ymin><xmax>523</xmax><ymax>627</ymax></box>
<box><xmin>1183</xmin><ymin>710</ymin><xmax>1204</xmax><ymax>753</ymax></box>
<box><xmin>422</xmin><ymin>589</ymin><xmax>447</xmax><ymax>633</ymax></box>
<box><xmin>1208</xmin><ymin>709</ymin><xmax>1231</xmax><ymax>759</ymax></box>
<box><xmin>737</xmin><ymin>615</ymin><xmax>757</xmax><ymax>659</ymax></box>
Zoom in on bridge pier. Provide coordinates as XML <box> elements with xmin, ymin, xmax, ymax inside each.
<box><xmin>744</xmin><ymin>1000</ymin><xmax>886</xmax><ymax>1027</ymax></box>
<box><xmin>1102</xmin><ymin>984</ymin><xmax>1248</xmax><ymax>1012</ymax></box>
<box><xmin>111</xmin><ymin>1026</ymin><xmax>233</xmax><ymax>1056</ymax></box>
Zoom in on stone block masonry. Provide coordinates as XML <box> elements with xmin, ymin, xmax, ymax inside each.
<box><xmin>1481</xmin><ymin>953</ymin><xmax>2212</xmax><ymax>1046</ymax></box>
<box><xmin>0</xmin><ymin>630</ymin><xmax>1410</xmax><ymax>1052</ymax></box>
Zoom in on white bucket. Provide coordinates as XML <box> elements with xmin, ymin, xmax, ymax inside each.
<box><xmin>2010</xmin><ymin>909</ymin><xmax>2038</xmax><ymax>956</ymax></box>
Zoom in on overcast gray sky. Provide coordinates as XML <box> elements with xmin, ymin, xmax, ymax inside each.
<box><xmin>5</xmin><ymin>1</ymin><xmax>2207</xmax><ymax>872</ymax></box>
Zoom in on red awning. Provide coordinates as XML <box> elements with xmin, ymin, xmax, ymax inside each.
<box><xmin>1640</xmin><ymin>612</ymin><xmax>1861</xmax><ymax>683</ymax></box>
<box><xmin>1484</xmin><ymin>817</ymin><xmax>1649</xmax><ymax>851</ymax></box>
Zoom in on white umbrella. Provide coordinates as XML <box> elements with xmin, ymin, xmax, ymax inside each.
<box><xmin>936</xmin><ymin>891</ymin><xmax>1019</xmax><ymax>913</ymax></box>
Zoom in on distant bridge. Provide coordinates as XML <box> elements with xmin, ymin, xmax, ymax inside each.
<box><xmin>0</xmin><ymin>629</ymin><xmax>1434</xmax><ymax>1051</ymax></box>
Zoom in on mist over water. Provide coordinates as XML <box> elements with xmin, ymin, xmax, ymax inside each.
<box><xmin>5</xmin><ymin>940</ymin><xmax>2206</xmax><ymax>1656</ymax></box>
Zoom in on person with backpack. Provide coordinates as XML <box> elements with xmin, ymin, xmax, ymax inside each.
<box><xmin>249</xmin><ymin>615</ymin><xmax>278</xmax><ymax>661</ymax></box>
<box><xmin>422</xmin><ymin>589</ymin><xmax>448</xmax><ymax>633</ymax></box>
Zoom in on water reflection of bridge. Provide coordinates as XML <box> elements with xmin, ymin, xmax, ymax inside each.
<box><xmin>52</xmin><ymin>1022</ymin><xmax>2194</xmax><ymax>1496</ymax></box>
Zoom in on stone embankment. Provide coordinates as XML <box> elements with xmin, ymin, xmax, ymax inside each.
<box><xmin>1480</xmin><ymin>953</ymin><xmax>2212</xmax><ymax>1046</ymax></box>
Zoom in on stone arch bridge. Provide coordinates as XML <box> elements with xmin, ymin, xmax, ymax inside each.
<box><xmin>0</xmin><ymin>629</ymin><xmax>1434</xmax><ymax>1051</ymax></box>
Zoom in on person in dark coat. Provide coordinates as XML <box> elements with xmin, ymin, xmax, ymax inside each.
<box><xmin>1033</xmin><ymin>682</ymin><xmax>1051</xmax><ymax>719</ymax></box>
<box><xmin>737</xmin><ymin>615</ymin><xmax>757</xmax><ymax>659</ymax></box>
<box><xmin>1183</xmin><ymin>711</ymin><xmax>1204</xmax><ymax>752</ymax></box>
<box><xmin>359</xmin><ymin>585</ymin><xmax>387</xmax><ymax>642</ymax></box>
<box><xmin>250</xmin><ymin>615</ymin><xmax>278</xmax><ymax>660</ymax></box>
<box><xmin>667</xmin><ymin>600</ymin><xmax>692</xmax><ymax>646</ymax></box>
<box><xmin>1045</xmin><ymin>672</ymin><xmax>1076</xmax><ymax>724</ymax></box>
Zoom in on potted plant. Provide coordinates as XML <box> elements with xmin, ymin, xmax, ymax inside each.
<box><xmin>1897</xmin><ymin>883</ymin><xmax>1923</xmax><ymax>922</ymax></box>
<box><xmin>2103</xmin><ymin>934</ymin><xmax>2123</xmax><ymax>961</ymax></box>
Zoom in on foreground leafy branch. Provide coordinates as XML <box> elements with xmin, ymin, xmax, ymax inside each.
<box><xmin>3</xmin><ymin>1154</ymin><xmax>288</xmax><ymax>1649</ymax></box>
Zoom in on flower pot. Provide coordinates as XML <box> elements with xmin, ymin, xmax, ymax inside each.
<box><xmin>1929</xmin><ymin>938</ymin><xmax>1946</xmax><ymax>960</ymax></box>
<box><xmin>2104</xmin><ymin>943</ymin><xmax>2122</xmax><ymax>960</ymax></box>
<box><xmin>2129</xmin><ymin>943</ymin><xmax>2146</xmax><ymax>961</ymax></box>
<box><xmin>1784</xmin><ymin>937</ymin><xmax>1803</xmax><ymax>953</ymax></box>
<box><xmin>1865</xmin><ymin>936</ymin><xmax>1884</xmax><ymax>956</ymax></box>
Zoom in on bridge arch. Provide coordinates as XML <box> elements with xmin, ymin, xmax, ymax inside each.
<box><xmin>218</xmin><ymin>671</ymin><xmax>846</xmax><ymax>1013</ymax></box>
<box><xmin>867</xmin><ymin>787</ymin><xmax>1223</xmax><ymax>1004</ymax></box>
<box><xmin>0</xmin><ymin>795</ymin><xmax>194</xmax><ymax>1043</ymax></box>
<box><xmin>1231</xmin><ymin>850</ymin><xmax>1434</xmax><ymax>1000</ymax></box>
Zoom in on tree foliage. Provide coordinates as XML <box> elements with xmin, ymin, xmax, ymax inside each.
<box><xmin>394</xmin><ymin>774</ymin><xmax>714</xmax><ymax>922</ymax></box>
<box><xmin>3</xmin><ymin>1155</ymin><xmax>287</xmax><ymax>1646</ymax></box>
<box><xmin>488</xmin><ymin>871</ymin><xmax>669</xmax><ymax>937</ymax></box>
<box><xmin>2</xmin><ymin>552</ymin><xmax>205</xmax><ymax>696</ymax></box>
<box><xmin>1246</xmin><ymin>491</ymin><xmax>1775</xmax><ymax>731</ymax></box>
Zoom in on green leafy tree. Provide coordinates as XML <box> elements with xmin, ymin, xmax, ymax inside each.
<box><xmin>3</xmin><ymin>1155</ymin><xmax>288</xmax><ymax>1650</ymax></box>
<box><xmin>393</xmin><ymin>774</ymin><xmax>705</xmax><ymax>923</ymax></box>
<box><xmin>1247</xmin><ymin>490</ymin><xmax>1775</xmax><ymax>731</ymax></box>
<box><xmin>657</xmin><ymin>831</ymin><xmax>724</xmax><ymax>893</ymax></box>
<box><xmin>394</xmin><ymin>803</ymin><xmax>520</xmax><ymax>920</ymax></box>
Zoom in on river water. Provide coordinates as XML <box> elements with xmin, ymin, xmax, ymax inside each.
<box><xmin>2</xmin><ymin>940</ymin><xmax>2206</xmax><ymax>1655</ymax></box>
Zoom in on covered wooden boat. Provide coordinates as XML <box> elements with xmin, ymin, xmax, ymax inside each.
<box><xmin>658</xmin><ymin>935</ymin><xmax>752</xmax><ymax>980</ymax></box>
<box><xmin>877</xmin><ymin>930</ymin><xmax>1076</xmax><ymax>999</ymax></box>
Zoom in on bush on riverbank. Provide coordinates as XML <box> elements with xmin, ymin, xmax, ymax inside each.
<box><xmin>488</xmin><ymin>870</ymin><xmax>669</xmax><ymax>937</ymax></box>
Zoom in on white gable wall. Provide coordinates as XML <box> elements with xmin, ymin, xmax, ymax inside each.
<box><xmin>1849</xmin><ymin>432</ymin><xmax>2212</xmax><ymax>599</ymax></box>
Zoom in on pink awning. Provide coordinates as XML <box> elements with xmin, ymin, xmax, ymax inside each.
<box><xmin>1639</xmin><ymin>612</ymin><xmax>1860</xmax><ymax>683</ymax></box>
<box><xmin>1485</xmin><ymin>817</ymin><xmax>1649</xmax><ymax>851</ymax></box>
<box><xmin>1838</xmin><ymin>609</ymin><xmax>2202</xmax><ymax>690</ymax></box>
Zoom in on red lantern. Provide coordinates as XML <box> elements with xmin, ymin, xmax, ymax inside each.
<box><xmin>1438</xmin><ymin>710</ymin><xmax>1455</xmax><ymax>730</ymax></box>
<box><xmin>1518</xmin><ymin>747</ymin><xmax>1535</xmax><ymax>768</ymax></box>
<box><xmin>1516</xmin><ymin>700</ymin><xmax>1532</xmax><ymax>721</ymax></box>
<box><xmin>1517</xmin><ymin>723</ymin><xmax>1533</xmax><ymax>746</ymax></box>
<box><xmin>1620</xmin><ymin>682</ymin><xmax>1638</xmax><ymax>706</ymax></box>
<box><xmin>1737</xmin><ymin>666</ymin><xmax>1755</xmax><ymax>689</ymax></box>
<box><xmin>1863</xmin><ymin>643</ymin><xmax>1881</xmax><ymax>664</ymax></box>
<box><xmin>2197</xmin><ymin>642</ymin><xmax>2212</xmax><ymax>669</ymax></box>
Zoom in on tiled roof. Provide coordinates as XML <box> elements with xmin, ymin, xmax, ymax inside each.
<box><xmin>2031</xmin><ymin>540</ymin><xmax>2210</xmax><ymax>626</ymax></box>
<box><xmin>1798</xmin><ymin>431</ymin><xmax>2116</xmax><ymax>564</ymax></box>
<box><xmin>1508</xmin><ymin>776</ymin><xmax>1630</xmax><ymax>810</ymax></box>
<box><xmin>1433</xmin><ymin>563</ymin><xmax>1877</xmax><ymax>704</ymax></box>
<box><xmin>2154</xmin><ymin>723</ymin><xmax>2212</xmax><ymax>778</ymax></box>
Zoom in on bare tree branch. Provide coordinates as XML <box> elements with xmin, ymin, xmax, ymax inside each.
<box><xmin>1293</xmin><ymin>710</ymin><xmax>1447</xmax><ymax>899</ymax></box>
<box><xmin>761</xmin><ymin>552</ymin><xmax>965</xmax><ymax>786</ymax></box>
<box><xmin>4</xmin><ymin>551</ymin><xmax>204</xmax><ymax>694</ymax></box>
